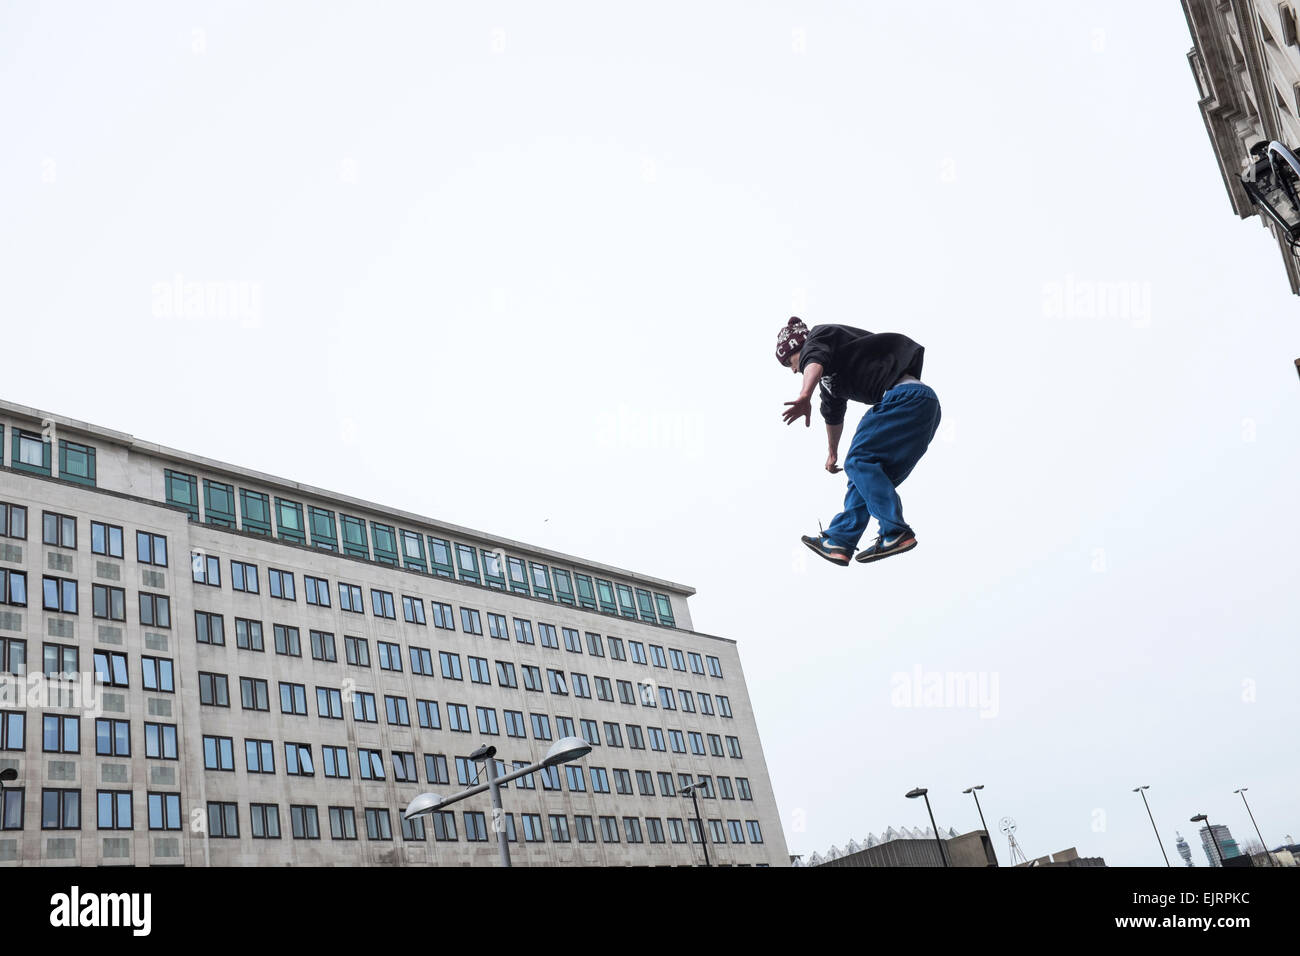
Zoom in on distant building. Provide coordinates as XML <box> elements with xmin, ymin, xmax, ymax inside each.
<box><xmin>1200</xmin><ymin>824</ymin><xmax>1242</xmax><ymax>866</ymax></box>
<box><xmin>1176</xmin><ymin>831</ymin><xmax>1195</xmax><ymax>866</ymax></box>
<box><xmin>1018</xmin><ymin>847</ymin><xmax>1107</xmax><ymax>868</ymax></box>
<box><xmin>797</xmin><ymin>825</ymin><xmax>997</xmax><ymax>867</ymax></box>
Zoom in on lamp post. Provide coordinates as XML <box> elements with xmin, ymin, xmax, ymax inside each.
<box><xmin>680</xmin><ymin>781</ymin><xmax>712</xmax><ymax>867</ymax></box>
<box><xmin>1132</xmin><ymin>786</ymin><xmax>1170</xmax><ymax>867</ymax></box>
<box><xmin>1234</xmin><ymin>788</ymin><xmax>1276</xmax><ymax>867</ymax></box>
<box><xmin>962</xmin><ymin>785</ymin><xmax>998</xmax><ymax>867</ymax></box>
<box><xmin>906</xmin><ymin>787</ymin><xmax>949</xmax><ymax>867</ymax></box>
<box><xmin>404</xmin><ymin>736</ymin><xmax>591</xmax><ymax>868</ymax></box>
<box><xmin>1191</xmin><ymin>813</ymin><xmax>1224</xmax><ymax>867</ymax></box>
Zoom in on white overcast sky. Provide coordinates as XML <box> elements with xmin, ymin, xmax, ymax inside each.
<box><xmin>2</xmin><ymin>1</ymin><xmax>1297</xmax><ymax>866</ymax></box>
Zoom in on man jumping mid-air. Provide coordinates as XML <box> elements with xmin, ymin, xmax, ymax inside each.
<box><xmin>777</xmin><ymin>317</ymin><xmax>941</xmax><ymax>566</ymax></box>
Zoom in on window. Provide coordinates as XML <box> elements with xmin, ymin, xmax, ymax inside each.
<box><xmin>549</xmin><ymin>814</ymin><xmax>570</xmax><ymax>842</ymax></box>
<box><xmin>596</xmin><ymin>579</ymin><xmax>617</xmax><ymax>614</ymax></box>
<box><xmin>431</xmin><ymin>601</ymin><xmax>455</xmax><ymax>630</ymax></box>
<box><xmin>590</xmin><ymin>767</ymin><xmax>611</xmax><ymax>793</ymax></box>
<box><xmin>487</xmin><ymin>613</ymin><xmax>508</xmax><ymax>640</ymax></box>
<box><xmin>43</xmin><ymin>714</ymin><xmax>79</xmax><ymax>753</ymax></box>
<box><xmin>370</xmin><ymin>522</ymin><xmax>399</xmax><ymax>566</ymax></box>
<box><xmin>495</xmin><ymin>660</ymin><xmax>518</xmax><ymax>688</ymax></box>
<box><xmin>460</xmin><ymin>608</ymin><xmax>483</xmax><ymax>635</ymax></box>
<box><xmin>668</xmin><ymin>818</ymin><xmax>686</xmax><ymax>843</ymax></box>
<box><xmin>378</xmin><ymin>641</ymin><xmax>403</xmax><ymax>672</ymax></box>
<box><xmin>42</xmin><ymin>576</ymin><xmax>78</xmax><ymax>614</ymax></box>
<box><xmin>370</xmin><ymin>589</ymin><xmax>395</xmax><ymax>619</ymax></box>
<box><xmin>245</xmin><ymin>738</ymin><xmax>275</xmax><ymax>773</ymax></box>
<box><xmin>231</xmin><ymin>560</ymin><xmax>259</xmax><ymax>593</ymax></box>
<box><xmin>481</xmin><ymin>549</ymin><xmax>506</xmax><ymax>589</ymax></box>
<box><xmin>246</xmin><ymin>803</ymin><xmax>280</xmax><ymax>838</ymax></box>
<box><xmin>476</xmin><ymin>706</ymin><xmax>499</xmax><ymax>735</ymax></box>
<box><xmin>365</xmin><ymin>808</ymin><xmax>393</xmax><ymax>841</ymax></box>
<box><xmin>352</xmin><ymin>692</ymin><xmax>378</xmax><ymax>722</ymax></box>
<box><xmin>385</xmin><ymin>695</ymin><xmax>411</xmax><ymax>726</ymax></box>
<box><xmin>400</xmin><ymin>529</ymin><xmax>426</xmax><ymax>569</ymax></box>
<box><xmin>317</xmin><ymin>686</ymin><xmax>343</xmax><ymax>719</ymax></box>
<box><xmin>719</xmin><ymin>695</ymin><xmax>733</xmax><ymax>718</ymax></box>
<box><xmin>402</xmin><ymin>595</ymin><xmax>426</xmax><ymax>624</ymax></box>
<box><xmin>240</xmin><ymin>489</ymin><xmax>272</xmax><ymax>535</ymax></box>
<box><xmin>649</xmin><ymin>644</ymin><xmax>667</xmax><ymax>668</ymax></box>
<box><xmin>680</xmin><ymin>690</ymin><xmax>696</xmax><ymax>713</ymax></box>
<box><xmin>279</xmin><ymin>682</ymin><xmax>307</xmax><ymax>715</ymax></box>
<box><xmin>565</xmin><ymin>766</ymin><xmax>586</xmax><ymax>792</ymax></box>
<box><xmin>522</xmin><ymin>813</ymin><xmax>544</xmax><ymax>843</ymax></box>
<box><xmin>93</xmin><ymin>650</ymin><xmax>128</xmax><ymax>688</ymax></box>
<box><xmin>203</xmin><ymin>479</ymin><xmax>235</xmax><ymax>528</ymax></box>
<box><xmin>329</xmin><ymin>806</ymin><xmax>357</xmax><ymax>840</ymax></box>
<box><xmin>468</xmin><ymin>656</ymin><xmax>491</xmax><ymax>684</ymax></box>
<box><xmin>707</xmin><ymin>656</ymin><xmax>723</xmax><ymax>678</ymax></box>
<box><xmin>274</xmin><ymin>624</ymin><xmax>301</xmax><ymax>656</ymax></box>
<box><xmin>292</xmin><ymin>805</ymin><xmax>320</xmax><ymax>840</ymax></box>
<box><xmin>659</xmin><ymin>687</ymin><xmax>675</xmax><ymax>710</ymax></box>
<box><xmin>708</xmin><ymin>733</ymin><xmax>724</xmax><ymax>757</ymax></box>
<box><xmin>648</xmin><ymin>818</ymin><xmax>666</xmax><ymax>843</ymax></box>
<box><xmin>203</xmin><ymin>735</ymin><xmax>235</xmax><ymax>770</ymax></box>
<box><xmin>41</xmin><ymin>788</ymin><xmax>80</xmax><ymax>830</ymax></box>
<box><xmin>97</xmin><ymin>790</ymin><xmax>133</xmax><ymax>830</ymax></box>
<box><xmin>548</xmin><ymin>669</ymin><xmax>568</xmax><ymax>695</ymax></box>
<box><xmin>595</xmin><ymin>677</ymin><xmax>613</xmax><ymax>702</ymax></box>
<box><xmin>13</xmin><ymin>429</ymin><xmax>51</xmax><ymax>475</ymax></box>
<box><xmin>240</xmin><ymin>678</ymin><xmax>269</xmax><ymax>711</ymax></box>
<box><xmin>191</xmin><ymin>551</ymin><xmax>221</xmax><ymax>586</ymax></box>
<box><xmin>428</xmin><ymin>537</ymin><xmax>453</xmax><ymax>577</ymax></box>
<box><xmin>647</xmin><ymin>727</ymin><xmax>666</xmax><ymax>751</ymax></box>
<box><xmin>538</xmin><ymin>623</ymin><xmax>559</xmax><ymax>649</ymax></box>
<box><xmin>455</xmin><ymin>544</ymin><xmax>480</xmax><ymax>583</ymax></box>
<box><xmin>624</xmin><ymin>817</ymin><xmax>644</xmax><ymax>843</ymax></box>
<box><xmin>0</xmin><ymin>502</ymin><xmax>27</xmax><ymax>540</ymax></box>
<box><xmin>636</xmin><ymin>770</ymin><xmax>654</xmax><ymax>796</ymax></box>
<box><xmin>600</xmin><ymin>816</ymin><xmax>619</xmax><ymax>843</ymax></box>
<box><xmin>503</xmin><ymin>710</ymin><xmax>526</xmax><ymax>737</ymax></box>
<box><xmin>310</xmin><ymin>630</ymin><xmax>337</xmax><ymax>662</ymax></box>
<box><xmin>323</xmin><ymin>747</ymin><xmax>350</xmax><ymax>779</ymax></box>
<box><xmin>425</xmin><ymin>754</ymin><xmax>449</xmax><ymax>785</ymax></box>
<box><xmin>522</xmin><ymin>665</ymin><xmax>543</xmax><ymax>693</ymax></box>
<box><xmin>603</xmin><ymin>723</ymin><xmax>622</xmax><ymax>748</ymax></box>
<box><xmin>580</xmin><ymin>718</ymin><xmax>600</xmax><ymax>746</ymax></box>
<box><xmin>199</xmin><ymin>672</ymin><xmax>229</xmax><ymax>707</ymax></box>
<box><xmin>345</xmin><ymin>635</ymin><xmax>370</xmax><ymax>667</ymax></box>
<box><xmin>338</xmin><ymin>582</ymin><xmax>363</xmax><ymax>612</ymax></box>
<box><xmin>669</xmin><ymin>729</ymin><xmax>686</xmax><ymax>753</ymax></box>
<box><xmin>138</xmin><ymin>591</ymin><xmax>171</xmax><ymax>628</ymax></box>
<box><xmin>658</xmin><ymin>772</ymin><xmax>675</xmax><ymax>796</ymax></box>
<box><xmin>506</xmin><ymin>557</ymin><xmax>529</xmax><ymax>594</ymax></box>
<box><xmin>0</xmin><ymin>570</ymin><xmax>23</xmax><ymax>612</ymax></box>
<box><xmin>43</xmin><ymin>512</ymin><xmax>77</xmax><ymax>550</ymax></box>
<box><xmin>208</xmin><ymin>801</ymin><xmax>239</xmax><ymax>838</ymax></box>
<box><xmin>562</xmin><ymin>628</ymin><xmax>582</xmax><ymax>654</ymax></box>
<box><xmin>304</xmin><ymin>575</ymin><xmax>331</xmax><ymax>606</ymax></box>
<box><xmin>194</xmin><ymin>610</ymin><xmax>222</xmax><ymax>644</ymax></box>
<box><xmin>689</xmin><ymin>731</ymin><xmax>705</xmax><ymax>756</ymax></box>
<box><xmin>747</xmin><ymin>820</ymin><xmax>764</xmax><ymax>843</ymax></box>
<box><xmin>448</xmin><ymin>703</ymin><xmax>470</xmax><ymax>732</ymax></box>
<box><xmin>90</xmin><ymin>521</ymin><xmax>122</xmax><ymax>557</ymax></box>
<box><xmin>341</xmin><ymin>514</ymin><xmax>369</xmax><ymax>558</ymax></box>
<box><xmin>0</xmin><ymin>712</ymin><xmax>27</xmax><ymax>751</ymax></box>
<box><xmin>616</xmin><ymin>584</ymin><xmax>638</xmax><ymax>619</ymax></box>
<box><xmin>268</xmin><ymin>568</ymin><xmax>296</xmax><ymax>601</ymax></box>
<box><xmin>410</xmin><ymin>646</ymin><xmax>434</xmax><ymax>675</ymax></box>
<box><xmin>275</xmin><ymin>497</ymin><xmax>306</xmax><ymax>544</ymax></box>
<box><xmin>617</xmin><ymin>680</ymin><xmax>635</xmax><ymax>705</ymax></box>
<box><xmin>727</xmin><ymin>735</ymin><xmax>743</xmax><ymax>758</ymax></box>
<box><xmin>530</xmin><ymin>713</ymin><xmax>552</xmax><ymax>741</ymax></box>
<box><xmin>513</xmin><ymin>618</ymin><xmax>534</xmax><ymax>645</ymax></box>
<box><xmin>464</xmin><ymin>811</ymin><xmax>489</xmax><ymax>842</ymax></box>
<box><xmin>575</xmin><ymin>574</ymin><xmax>598</xmax><ymax>610</ymax></box>
<box><xmin>358</xmin><ymin>748</ymin><xmax>385</xmax><ymax>779</ymax></box>
<box><xmin>700</xmin><ymin>693</ymin><xmax>714</xmax><ymax>716</ymax></box>
<box><xmin>136</xmin><ymin>531</ymin><xmax>168</xmax><ymax>566</ymax></box>
<box><xmin>392</xmin><ymin>752</ymin><xmax>417</xmax><ymax>782</ymax></box>
<box><xmin>530</xmin><ymin>563</ymin><xmax>553</xmax><ymax>599</ymax></box>
<box><xmin>417</xmin><ymin>699</ymin><xmax>441</xmax><ymax>730</ymax></box>
<box><xmin>308</xmin><ymin>507</ymin><xmax>337</xmax><ymax>551</ymax></box>
<box><xmin>718</xmin><ymin>776</ymin><xmax>734</xmax><ymax>799</ymax></box>
<box><xmin>44</xmin><ymin>643</ymin><xmax>78</xmax><ymax>680</ymax></box>
<box><xmin>285</xmin><ymin>743</ymin><xmax>314</xmax><ymax>775</ymax></box>
<box><xmin>553</xmin><ymin>569</ymin><xmax>576</xmax><ymax>606</ymax></box>
<box><xmin>608</xmin><ymin>637</ymin><xmax>626</xmax><ymax>661</ymax></box>
<box><xmin>235</xmin><ymin>618</ymin><xmax>263</xmax><ymax>651</ymax></box>
<box><xmin>141</xmin><ymin>656</ymin><xmax>174</xmax><ymax>693</ymax></box>
<box><xmin>91</xmin><ymin>584</ymin><xmax>125</xmax><ymax>621</ymax></box>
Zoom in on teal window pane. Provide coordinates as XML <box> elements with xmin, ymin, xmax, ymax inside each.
<box><xmin>481</xmin><ymin>550</ymin><xmax>506</xmax><ymax>590</ymax></box>
<box><xmin>616</xmin><ymin>584</ymin><xmax>638</xmax><ymax>619</ymax></box>
<box><xmin>553</xmin><ymin>570</ymin><xmax>576</xmax><ymax>606</ymax></box>
<box><xmin>529</xmin><ymin>563</ymin><xmax>552</xmax><ymax>600</ymax></box>
<box><xmin>58</xmin><ymin>440</ymin><xmax>96</xmax><ymax>487</ymax></box>
<box><xmin>455</xmin><ymin>544</ymin><xmax>479</xmax><ymax>584</ymax></box>
<box><xmin>12</xmin><ymin>430</ymin><xmax>52</xmax><ymax>476</ymax></box>
<box><xmin>427</xmin><ymin>537</ymin><xmax>453</xmax><ymax>578</ymax></box>
<box><xmin>654</xmin><ymin>593</ymin><xmax>676</xmax><ymax>628</ymax></box>
<box><xmin>371</xmin><ymin>523</ymin><xmax>398</xmax><ymax>566</ymax></box>
<box><xmin>165</xmin><ymin>469</ymin><xmax>199</xmax><ymax>520</ymax></box>
<box><xmin>506</xmin><ymin>557</ymin><xmax>530</xmax><ymax>595</ymax></box>
<box><xmin>595</xmin><ymin>579</ymin><xmax>617</xmax><ymax>614</ymax></box>
<box><xmin>240</xmin><ymin>490</ymin><xmax>271</xmax><ymax>535</ymax></box>
<box><xmin>275</xmin><ymin>498</ymin><xmax>305</xmax><ymax>543</ymax></box>
<box><xmin>342</xmin><ymin>515</ymin><xmax>369</xmax><ymax>559</ymax></box>
<box><xmin>204</xmin><ymin>480</ymin><xmax>236</xmax><ymax>528</ymax></box>
<box><xmin>575</xmin><ymin>575</ymin><xmax>598</xmax><ymax>610</ymax></box>
<box><xmin>635</xmin><ymin>588</ymin><xmax>657</xmax><ymax>623</ymax></box>
<box><xmin>400</xmin><ymin>530</ymin><xmax>426</xmax><ymax>571</ymax></box>
<box><xmin>309</xmin><ymin>507</ymin><xmax>338</xmax><ymax>551</ymax></box>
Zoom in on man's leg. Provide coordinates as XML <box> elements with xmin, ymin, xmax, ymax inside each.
<box><xmin>822</xmin><ymin>412</ymin><xmax>875</xmax><ymax>549</ymax></box>
<box><xmin>841</xmin><ymin>385</ymin><xmax>941</xmax><ymax>541</ymax></box>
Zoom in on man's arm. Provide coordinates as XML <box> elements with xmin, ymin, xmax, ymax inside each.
<box><xmin>781</xmin><ymin>361</ymin><xmax>824</xmax><ymax>427</ymax></box>
<box><xmin>825</xmin><ymin>421</ymin><xmax>843</xmax><ymax>473</ymax></box>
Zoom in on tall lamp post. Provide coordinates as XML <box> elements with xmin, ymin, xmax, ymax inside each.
<box><xmin>906</xmin><ymin>787</ymin><xmax>950</xmax><ymax>867</ymax></box>
<box><xmin>1191</xmin><ymin>813</ymin><xmax>1224</xmax><ymax>868</ymax></box>
<box><xmin>1133</xmin><ymin>786</ymin><xmax>1170</xmax><ymax>867</ymax></box>
<box><xmin>962</xmin><ymin>785</ymin><xmax>998</xmax><ymax>867</ymax></box>
<box><xmin>680</xmin><ymin>781</ymin><xmax>712</xmax><ymax>867</ymax></box>
<box><xmin>1234</xmin><ymin>788</ymin><xmax>1276</xmax><ymax>867</ymax></box>
<box><xmin>404</xmin><ymin>736</ymin><xmax>591</xmax><ymax>868</ymax></box>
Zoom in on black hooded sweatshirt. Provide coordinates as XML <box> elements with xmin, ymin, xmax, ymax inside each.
<box><xmin>796</xmin><ymin>325</ymin><xmax>925</xmax><ymax>426</ymax></box>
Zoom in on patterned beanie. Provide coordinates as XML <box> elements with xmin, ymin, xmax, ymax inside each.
<box><xmin>775</xmin><ymin>317</ymin><xmax>809</xmax><ymax>366</ymax></box>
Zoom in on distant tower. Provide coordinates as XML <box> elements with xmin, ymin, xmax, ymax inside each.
<box><xmin>1199</xmin><ymin>824</ymin><xmax>1240</xmax><ymax>866</ymax></box>
<box><xmin>1175</xmin><ymin>832</ymin><xmax>1194</xmax><ymax>867</ymax></box>
<box><xmin>999</xmin><ymin>817</ymin><xmax>1030</xmax><ymax>865</ymax></box>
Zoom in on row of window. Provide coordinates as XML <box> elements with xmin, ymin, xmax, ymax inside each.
<box><xmin>3</xmin><ymin>429</ymin><xmax>96</xmax><ymax>487</ymax></box>
<box><xmin>0</xmin><ymin>786</ymin><xmax>765</xmax><ymax>849</ymax></box>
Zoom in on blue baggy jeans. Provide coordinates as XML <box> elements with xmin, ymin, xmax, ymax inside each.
<box><xmin>824</xmin><ymin>382</ymin><xmax>941</xmax><ymax>548</ymax></box>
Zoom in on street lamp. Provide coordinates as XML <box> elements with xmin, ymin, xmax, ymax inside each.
<box><xmin>1234</xmin><ymin>788</ymin><xmax>1276</xmax><ymax>867</ymax></box>
<box><xmin>962</xmin><ymin>785</ymin><xmax>998</xmax><ymax>867</ymax></box>
<box><xmin>1132</xmin><ymin>786</ymin><xmax>1170</xmax><ymax>867</ymax></box>
<box><xmin>906</xmin><ymin>787</ymin><xmax>950</xmax><ymax>867</ymax></box>
<box><xmin>679</xmin><ymin>781</ymin><xmax>712</xmax><ymax>867</ymax></box>
<box><xmin>404</xmin><ymin>736</ymin><xmax>592</xmax><ymax>868</ymax></box>
<box><xmin>1241</xmin><ymin>140</ymin><xmax>1300</xmax><ymax>252</ymax></box>
<box><xmin>1190</xmin><ymin>814</ymin><xmax>1224</xmax><ymax>868</ymax></box>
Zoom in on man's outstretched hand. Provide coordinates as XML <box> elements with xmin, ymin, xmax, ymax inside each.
<box><xmin>783</xmin><ymin>395</ymin><xmax>812</xmax><ymax>427</ymax></box>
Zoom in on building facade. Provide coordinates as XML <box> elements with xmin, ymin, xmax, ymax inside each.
<box><xmin>0</xmin><ymin>399</ymin><xmax>787</xmax><ymax>866</ymax></box>
<box><xmin>797</xmin><ymin>826</ymin><xmax>999</xmax><ymax>868</ymax></box>
<box><xmin>1199</xmin><ymin>823</ymin><xmax>1241</xmax><ymax>866</ymax></box>
<box><xmin>1182</xmin><ymin>0</ymin><xmax>1300</xmax><ymax>294</ymax></box>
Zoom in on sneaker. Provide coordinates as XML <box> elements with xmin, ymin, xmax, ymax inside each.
<box><xmin>854</xmin><ymin>532</ymin><xmax>917</xmax><ymax>563</ymax></box>
<box><xmin>800</xmin><ymin>531</ymin><xmax>852</xmax><ymax>566</ymax></box>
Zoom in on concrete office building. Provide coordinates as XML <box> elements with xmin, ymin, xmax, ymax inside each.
<box><xmin>0</xmin><ymin>399</ymin><xmax>787</xmax><ymax>866</ymax></box>
<box><xmin>1199</xmin><ymin>823</ymin><xmax>1242</xmax><ymax>866</ymax></box>
<box><xmin>1183</xmin><ymin>0</ymin><xmax>1300</xmax><ymax>295</ymax></box>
